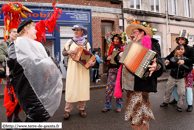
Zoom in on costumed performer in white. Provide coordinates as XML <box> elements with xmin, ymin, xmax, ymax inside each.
<box><xmin>6</xmin><ymin>18</ymin><xmax>63</xmax><ymax>122</ymax></box>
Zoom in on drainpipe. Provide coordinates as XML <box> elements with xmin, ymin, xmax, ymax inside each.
<box><xmin>121</xmin><ymin>0</ymin><xmax>124</xmax><ymax>32</ymax></box>
<box><xmin>165</xmin><ymin>0</ymin><xmax>169</xmax><ymax>54</ymax></box>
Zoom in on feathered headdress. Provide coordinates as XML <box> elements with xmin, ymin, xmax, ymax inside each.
<box><xmin>35</xmin><ymin>3</ymin><xmax>62</xmax><ymax>42</ymax></box>
<box><xmin>1</xmin><ymin>2</ymin><xmax>32</xmax><ymax>40</ymax></box>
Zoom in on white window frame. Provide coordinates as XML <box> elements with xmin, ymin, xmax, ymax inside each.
<box><xmin>169</xmin><ymin>0</ymin><xmax>177</xmax><ymax>15</ymax></box>
<box><xmin>0</xmin><ymin>26</ymin><xmax>4</xmax><ymax>38</ymax></box>
<box><xmin>130</xmin><ymin>0</ymin><xmax>142</xmax><ymax>10</ymax></box>
<box><xmin>151</xmin><ymin>0</ymin><xmax>160</xmax><ymax>12</ymax></box>
<box><xmin>184</xmin><ymin>0</ymin><xmax>191</xmax><ymax>17</ymax></box>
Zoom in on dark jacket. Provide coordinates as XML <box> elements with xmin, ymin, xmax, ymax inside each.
<box><xmin>93</xmin><ymin>60</ymin><xmax>99</xmax><ymax>69</ymax></box>
<box><xmin>166</xmin><ymin>56</ymin><xmax>191</xmax><ymax>79</ymax></box>
<box><xmin>6</xmin><ymin>42</ymin><xmax>50</xmax><ymax>121</ymax></box>
<box><xmin>134</xmin><ymin>38</ymin><xmax>163</xmax><ymax>92</ymax></box>
<box><xmin>166</xmin><ymin>44</ymin><xmax>194</xmax><ymax>70</ymax></box>
<box><xmin>115</xmin><ymin>38</ymin><xmax>163</xmax><ymax>92</ymax></box>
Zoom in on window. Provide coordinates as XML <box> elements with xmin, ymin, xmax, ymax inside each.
<box><xmin>151</xmin><ymin>0</ymin><xmax>159</xmax><ymax>12</ymax></box>
<box><xmin>184</xmin><ymin>0</ymin><xmax>190</xmax><ymax>17</ymax></box>
<box><xmin>0</xmin><ymin>26</ymin><xmax>4</xmax><ymax>44</ymax></box>
<box><xmin>169</xmin><ymin>0</ymin><xmax>177</xmax><ymax>15</ymax></box>
<box><xmin>0</xmin><ymin>26</ymin><xmax>3</xmax><ymax>38</ymax></box>
<box><xmin>130</xmin><ymin>0</ymin><xmax>141</xmax><ymax>9</ymax></box>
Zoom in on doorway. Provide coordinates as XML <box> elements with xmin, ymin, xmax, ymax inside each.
<box><xmin>171</xmin><ymin>34</ymin><xmax>179</xmax><ymax>52</ymax></box>
<box><xmin>101</xmin><ymin>21</ymin><xmax>113</xmax><ymax>73</ymax></box>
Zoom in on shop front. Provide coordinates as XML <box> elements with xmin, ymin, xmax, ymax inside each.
<box><xmin>0</xmin><ymin>4</ymin><xmax>92</xmax><ymax>78</ymax></box>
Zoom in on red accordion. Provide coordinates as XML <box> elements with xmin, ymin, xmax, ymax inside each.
<box><xmin>120</xmin><ymin>42</ymin><xmax>156</xmax><ymax>78</ymax></box>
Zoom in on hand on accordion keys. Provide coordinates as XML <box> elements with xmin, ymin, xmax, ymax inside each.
<box><xmin>119</xmin><ymin>52</ymin><xmax>123</xmax><ymax>58</ymax></box>
<box><xmin>89</xmin><ymin>59</ymin><xmax>96</xmax><ymax>67</ymax></box>
<box><xmin>68</xmin><ymin>50</ymin><xmax>77</xmax><ymax>56</ymax></box>
<box><xmin>148</xmin><ymin>58</ymin><xmax>157</xmax><ymax>77</ymax></box>
<box><xmin>107</xmin><ymin>55</ymin><xmax>112</xmax><ymax>60</ymax></box>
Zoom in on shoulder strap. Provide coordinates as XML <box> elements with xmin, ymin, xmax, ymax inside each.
<box><xmin>70</xmin><ymin>39</ymin><xmax>88</xmax><ymax>49</ymax></box>
<box><xmin>82</xmin><ymin>40</ymin><xmax>88</xmax><ymax>49</ymax></box>
<box><xmin>69</xmin><ymin>39</ymin><xmax>74</xmax><ymax>48</ymax></box>
<box><xmin>84</xmin><ymin>41</ymin><xmax>88</xmax><ymax>49</ymax></box>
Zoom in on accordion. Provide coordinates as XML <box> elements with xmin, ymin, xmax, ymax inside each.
<box><xmin>119</xmin><ymin>42</ymin><xmax>156</xmax><ymax>78</ymax></box>
<box><xmin>71</xmin><ymin>46</ymin><xmax>84</xmax><ymax>61</ymax></box>
<box><xmin>71</xmin><ymin>46</ymin><xmax>96</xmax><ymax>69</ymax></box>
<box><xmin>110</xmin><ymin>50</ymin><xmax>119</xmax><ymax>65</ymax></box>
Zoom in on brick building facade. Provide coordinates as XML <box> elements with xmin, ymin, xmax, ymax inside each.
<box><xmin>1</xmin><ymin>0</ymin><xmax>122</xmax><ymax>76</ymax></box>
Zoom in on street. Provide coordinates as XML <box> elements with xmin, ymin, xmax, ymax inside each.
<box><xmin>0</xmin><ymin>81</ymin><xmax>194</xmax><ymax>130</ymax></box>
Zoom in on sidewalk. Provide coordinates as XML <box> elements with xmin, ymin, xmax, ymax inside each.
<box><xmin>89</xmin><ymin>71</ymin><xmax>170</xmax><ymax>89</ymax></box>
<box><xmin>0</xmin><ymin>72</ymin><xmax>170</xmax><ymax>99</ymax></box>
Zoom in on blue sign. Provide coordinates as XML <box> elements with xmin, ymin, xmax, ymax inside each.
<box><xmin>1</xmin><ymin>9</ymin><xmax>90</xmax><ymax>23</ymax></box>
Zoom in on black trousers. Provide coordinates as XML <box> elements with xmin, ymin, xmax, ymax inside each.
<box><xmin>93</xmin><ymin>69</ymin><xmax>99</xmax><ymax>82</ymax></box>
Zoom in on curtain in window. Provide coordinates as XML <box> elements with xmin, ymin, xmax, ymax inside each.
<box><xmin>130</xmin><ymin>0</ymin><xmax>134</xmax><ymax>8</ymax></box>
<box><xmin>184</xmin><ymin>0</ymin><xmax>190</xmax><ymax>17</ymax></box>
<box><xmin>169</xmin><ymin>0</ymin><xmax>176</xmax><ymax>15</ymax></box>
<box><xmin>151</xmin><ymin>0</ymin><xmax>159</xmax><ymax>12</ymax></box>
<box><xmin>136</xmin><ymin>0</ymin><xmax>140</xmax><ymax>9</ymax></box>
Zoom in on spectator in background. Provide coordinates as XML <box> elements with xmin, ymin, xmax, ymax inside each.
<box><xmin>160</xmin><ymin>44</ymin><xmax>192</xmax><ymax>112</ymax></box>
<box><xmin>92</xmin><ymin>48</ymin><xmax>103</xmax><ymax>83</ymax></box>
<box><xmin>165</xmin><ymin>30</ymin><xmax>194</xmax><ymax>112</ymax></box>
<box><xmin>1</xmin><ymin>28</ymin><xmax>22</xmax><ymax>122</ymax></box>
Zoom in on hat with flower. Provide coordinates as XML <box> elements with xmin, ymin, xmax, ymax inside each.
<box><xmin>105</xmin><ymin>31</ymin><xmax>127</xmax><ymax>45</ymax></box>
<box><xmin>126</xmin><ymin>17</ymin><xmax>157</xmax><ymax>40</ymax></box>
<box><xmin>105</xmin><ymin>31</ymin><xmax>127</xmax><ymax>66</ymax></box>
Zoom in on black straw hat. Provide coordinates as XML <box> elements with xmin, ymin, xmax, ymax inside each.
<box><xmin>17</xmin><ymin>18</ymin><xmax>33</xmax><ymax>33</ymax></box>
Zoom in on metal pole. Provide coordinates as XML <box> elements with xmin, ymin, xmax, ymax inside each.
<box><xmin>121</xmin><ymin>0</ymin><xmax>124</xmax><ymax>32</ymax></box>
<box><xmin>165</xmin><ymin>0</ymin><xmax>169</xmax><ymax>54</ymax></box>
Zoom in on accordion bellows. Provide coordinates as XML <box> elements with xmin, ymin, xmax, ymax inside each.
<box><xmin>120</xmin><ymin>42</ymin><xmax>156</xmax><ymax>78</ymax></box>
<box><xmin>71</xmin><ymin>46</ymin><xmax>96</xmax><ymax>69</ymax></box>
<box><xmin>110</xmin><ymin>50</ymin><xmax>119</xmax><ymax>65</ymax></box>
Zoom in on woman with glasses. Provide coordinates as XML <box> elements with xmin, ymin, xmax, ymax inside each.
<box><xmin>102</xmin><ymin>33</ymin><xmax>125</xmax><ymax>113</ymax></box>
<box><xmin>164</xmin><ymin>30</ymin><xmax>194</xmax><ymax>112</ymax></box>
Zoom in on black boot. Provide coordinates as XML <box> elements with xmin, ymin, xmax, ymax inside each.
<box><xmin>186</xmin><ymin>105</ymin><xmax>193</xmax><ymax>112</ymax></box>
<box><xmin>177</xmin><ymin>107</ymin><xmax>182</xmax><ymax>112</ymax></box>
<box><xmin>13</xmin><ymin>117</ymin><xmax>22</xmax><ymax>122</ymax></box>
<box><xmin>160</xmin><ymin>102</ymin><xmax>168</xmax><ymax>107</ymax></box>
<box><xmin>169</xmin><ymin>99</ymin><xmax>177</xmax><ymax>104</ymax></box>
